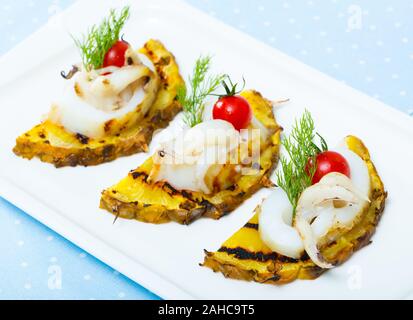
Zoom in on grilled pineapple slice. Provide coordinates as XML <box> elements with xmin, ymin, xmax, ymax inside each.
<box><xmin>13</xmin><ymin>39</ymin><xmax>184</xmax><ymax>167</ymax></box>
<box><xmin>202</xmin><ymin>135</ymin><xmax>387</xmax><ymax>284</ymax></box>
<box><xmin>100</xmin><ymin>90</ymin><xmax>282</xmax><ymax>224</ymax></box>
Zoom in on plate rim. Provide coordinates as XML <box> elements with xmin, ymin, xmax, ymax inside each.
<box><xmin>1</xmin><ymin>0</ymin><xmax>413</xmax><ymax>300</ymax></box>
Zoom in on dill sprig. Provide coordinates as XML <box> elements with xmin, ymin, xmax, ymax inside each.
<box><xmin>178</xmin><ymin>56</ymin><xmax>226</xmax><ymax>128</ymax></box>
<box><xmin>276</xmin><ymin>110</ymin><xmax>328</xmax><ymax>215</ymax></box>
<box><xmin>72</xmin><ymin>6</ymin><xmax>130</xmax><ymax>71</ymax></box>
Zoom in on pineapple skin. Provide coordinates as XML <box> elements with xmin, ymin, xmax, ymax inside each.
<box><xmin>202</xmin><ymin>136</ymin><xmax>387</xmax><ymax>284</ymax></box>
<box><xmin>100</xmin><ymin>90</ymin><xmax>282</xmax><ymax>224</ymax></box>
<box><xmin>13</xmin><ymin>39</ymin><xmax>185</xmax><ymax>168</ymax></box>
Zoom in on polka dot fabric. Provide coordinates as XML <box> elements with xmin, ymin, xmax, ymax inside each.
<box><xmin>0</xmin><ymin>0</ymin><xmax>411</xmax><ymax>299</ymax></box>
<box><xmin>186</xmin><ymin>0</ymin><xmax>413</xmax><ymax>116</ymax></box>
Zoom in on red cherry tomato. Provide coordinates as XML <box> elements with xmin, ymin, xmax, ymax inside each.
<box><xmin>103</xmin><ymin>40</ymin><xmax>129</xmax><ymax>68</ymax></box>
<box><xmin>212</xmin><ymin>96</ymin><xmax>252</xmax><ymax>131</ymax></box>
<box><xmin>307</xmin><ymin>151</ymin><xmax>351</xmax><ymax>184</ymax></box>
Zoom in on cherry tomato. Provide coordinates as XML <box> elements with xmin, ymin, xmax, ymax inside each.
<box><xmin>212</xmin><ymin>96</ymin><xmax>252</xmax><ymax>131</ymax></box>
<box><xmin>307</xmin><ymin>151</ymin><xmax>351</xmax><ymax>184</ymax></box>
<box><xmin>103</xmin><ymin>40</ymin><xmax>129</xmax><ymax>68</ymax></box>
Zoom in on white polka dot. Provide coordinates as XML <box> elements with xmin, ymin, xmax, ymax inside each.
<box><xmin>359</xmin><ymin>60</ymin><xmax>366</xmax><ymax>65</ymax></box>
<box><xmin>20</xmin><ymin>262</ymin><xmax>29</xmax><ymax>268</ymax></box>
<box><xmin>391</xmin><ymin>74</ymin><xmax>399</xmax><ymax>79</ymax></box>
<box><xmin>394</xmin><ymin>22</ymin><xmax>402</xmax><ymax>28</ymax></box>
<box><xmin>24</xmin><ymin>283</ymin><xmax>32</xmax><ymax>290</ymax></box>
<box><xmin>283</xmin><ymin>3</ymin><xmax>290</xmax><ymax>9</ymax></box>
<box><xmin>386</xmin><ymin>6</ymin><xmax>394</xmax><ymax>13</ymax></box>
<box><xmin>46</xmin><ymin>236</ymin><xmax>54</xmax><ymax>241</ymax></box>
<box><xmin>320</xmin><ymin>31</ymin><xmax>328</xmax><ymax>37</ymax></box>
<box><xmin>294</xmin><ymin>34</ymin><xmax>302</xmax><ymax>40</ymax></box>
<box><xmin>384</xmin><ymin>57</ymin><xmax>391</xmax><ymax>63</ymax></box>
<box><xmin>17</xmin><ymin>240</ymin><xmax>24</xmax><ymax>247</ymax></box>
<box><xmin>313</xmin><ymin>16</ymin><xmax>320</xmax><ymax>21</ymax></box>
<box><xmin>300</xmin><ymin>49</ymin><xmax>308</xmax><ymax>56</ymax></box>
<box><xmin>369</xmin><ymin>25</ymin><xmax>377</xmax><ymax>31</ymax></box>
<box><xmin>269</xmin><ymin>36</ymin><xmax>276</xmax><ymax>43</ymax></box>
<box><xmin>288</xmin><ymin>18</ymin><xmax>296</xmax><ymax>24</ymax></box>
<box><xmin>376</xmin><ymin>40</ymin><xmax>384</xmax><ymax>46</ymax></box>
<box><xmin>333</xmin><ymin>63</ymin><xmax>340</xmax><ymax>69</ymax></box>
<box><xmin>49</xmin><ymin>257</ymin><xmax>58</xmax><ymax>263</ymax></box>
<box><xmin>258</xmin><ymin>5</ymin><xmax>265</xmax><ymax>11</ymax></box>
<box><xmin>400</xmin><ymin>91</ymin><xmax>407</xmax><ymax>96</ymax></box>
<box><xmin>233</xmin><ymin>8</ymin><xmax>240</xmax><ymax>14</ymax></box>
<box><xmin>14</xmin><ymin>219</ymin><xmax>21</xmax><ymax>225</ymax></box>
<box><xmin>263</xmin><ymin>21</ymin><xmax>271</xmax><ymax>27</ymax></box>
<box><xmin>365</xmin><ymin>76</ymin><xmax>374</xmax><ymax>83</ymax></box>
<box><xmin>351</xmin><ymin>44</ymin><xmax>359</xmax><ymax>50</ymax></box>
<box><xmin>84</xmin><ymin>274</ymin><xmax>91</xmax><ymax>281</ymax></box>
<box><xmin>118</xmin><ymin>292</ymin><xmax>125</xmax><ymax>298</ymax></box>
<box><xmin>326</xmin><ymin>47</ymin><xmax>334</xmax><ymax>54</ymax></box>
<box><xmin>402</xmin><ymin>37</ymin><xmax>409</xmax><ymax>44</ymax></box>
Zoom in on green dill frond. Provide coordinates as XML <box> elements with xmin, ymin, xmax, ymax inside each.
<box><xmin>276</xmin><ymin>110</ymin><xmax>328</xmax><ymax>215</ymax></box>
<box><xmin>178</xmin><ymin>56</ymin><xmax>226</xmax><ymax>127</ymax></box>
<box><xmin>72</xmin><ymin>6</ymin><xmax>130</xmax><ymax>71</ymax></box>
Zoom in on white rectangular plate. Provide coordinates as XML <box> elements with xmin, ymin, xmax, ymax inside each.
<box><xmin>1</xmin><ymin>0</ymin><xmax>413</xmax><ymax>299</ymax></box>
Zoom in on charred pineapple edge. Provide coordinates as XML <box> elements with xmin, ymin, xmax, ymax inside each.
<box><xmin>100</xmin><ymin>90</ymin><xmax>282</xmax><ymax>225</ymax></box>
<box><xmin>201</xmin><ymin>135</ymin><xmax>387</xmax><ymax>284</ymax></box>
<box><xmin>12</xmin><ymin>39</ymin><xmax>185</xmax><ymax>168</ymax></box>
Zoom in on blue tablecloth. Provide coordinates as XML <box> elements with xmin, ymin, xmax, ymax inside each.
<box><xmin>0</xmin><ymin>0</ymin><xmax>412</xmax><ymax>299</ymax></box>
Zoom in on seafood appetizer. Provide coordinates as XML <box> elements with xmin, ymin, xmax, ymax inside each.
<box><xmin>203</xmin><ymin>112</ymin><xmax>387</xmax><ymax>283</ymax></box>
<box><xmin>100</xmin><ymin>57</ymin><xmax>283</xmax><ymax>224</ymax></box>
<box><xmin>13</xmin><ymin>7</ymin><xmax>184</xmax><ymax>167</ymax></box>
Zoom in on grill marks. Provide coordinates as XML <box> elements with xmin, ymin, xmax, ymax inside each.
<box><xmin>218</xmin><ymin>222</ymin><xmax>306</xmax><ymax>265</ymax></box>
<box><xmin>147</xmin><ymin>45</ymin><xmax>170</xmax><ymax>89</ymax></box>
<box><xmin>163</xmin><ymin>182</ymin><xmax>179</xmax><ymax>196</ymax></box>
<box><xmin>131</xmin><ymin>171</ymin><xmax>148</xmax><ymax>180</ymax></box>
<box><xmin>128</xmin><ymin>168</ymin><xmax>218</xmax><ymax>210</ymax></box>
<box><xmin>104</xmin><ymin>120</ymin><xmax>115</xmax><ymax>133</ymax></box>
<box><xmin>75</xmin><ymin>133</ymin><xmax>90</xmax><ymax>145</ymax></box>
<box><xmin>244</xmin><ymin>222</ymin><xmax>259</xmax><ymax>230</ymax></box>
<box><xmin>218</xmin><ymin>247</ymin><xmax>277</xmax><ymax>263</ymax></box>
<box><xmin>218</xmin><ymin>222</ymin><xmax>279</xmax><ymax>263</ymax></box>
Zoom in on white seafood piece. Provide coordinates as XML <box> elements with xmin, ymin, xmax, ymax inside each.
<box><xmin>259</xmin><ymin>190</ymin><xmax>304</xmax><ymax>259</ymax></box>
<box><xmin>259</xmin><ymin>144</ymin><xmax>371</xmax><ymax>268</ymax></box>
<box><xmin>48</xmin><ymin>50</ymin><xmax>158</xmax><ymax>139</ymax></box>
<box><xmin>295</xmin><ymin>172</ymin><xmax>370</xmax><ymax>269</ymax></box>
<box><xmin>149</xmin><ymin>120</ymin><xmax>240</xmax><ymax>194</ymax></box>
